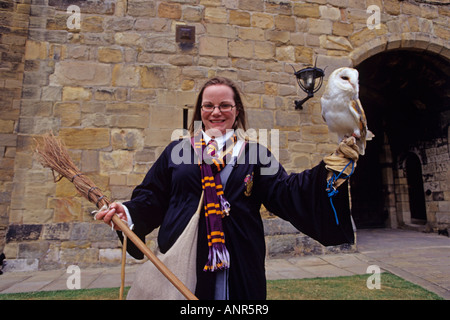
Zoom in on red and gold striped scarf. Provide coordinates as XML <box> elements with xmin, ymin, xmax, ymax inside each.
<box><xmin>194</xmin><ymin>133</ymin><xmax>237</xmax><ymax>272</ymax></box>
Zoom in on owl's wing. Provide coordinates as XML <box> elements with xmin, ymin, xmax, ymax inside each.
<box><xmin>349</xmin><ymin>98</ymin><xmax>367</xmax><ymax>137</ymax></box>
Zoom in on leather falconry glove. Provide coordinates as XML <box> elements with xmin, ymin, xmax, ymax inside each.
<box><xmin>323</xmin><ymin>136</ymin><xmax>360</xmax><ymax>189</ymax></box>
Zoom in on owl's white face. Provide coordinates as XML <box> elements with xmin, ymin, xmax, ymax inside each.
<box><xmin>330</xmin><ymin>67</ymin><xmax>359</xmax><ymax>95</ymax></box>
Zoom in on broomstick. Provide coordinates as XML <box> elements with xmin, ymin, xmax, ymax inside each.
<box><xmin>35</xmin><ymin>132</ymin><xmax>197</xmax><ymax>300</ymax></box>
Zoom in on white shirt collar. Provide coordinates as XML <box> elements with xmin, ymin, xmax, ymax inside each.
<box><xmin>202</xmin><ymin>130</ymin><xmax>235</xmax><ymax>149</ymax></box>
<box><xmin>202</xmin><ymin>130</ymin><xmax>243</xmax><ymax>158</ymax></box>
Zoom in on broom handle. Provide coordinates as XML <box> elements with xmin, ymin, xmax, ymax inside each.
<box><xmin>111</xmin><ymin>214</ymin><xmax>198</xmax><ymax>300</ymax></box>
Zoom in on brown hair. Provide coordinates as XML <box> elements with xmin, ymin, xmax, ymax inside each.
<box><xmin>189</xmin><ymin>77</ymin><xmax>247</xmax><ymax>135</ymax></box>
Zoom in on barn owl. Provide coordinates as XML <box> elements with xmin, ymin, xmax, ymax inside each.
<box><xmin>320</xmin><ymin>67</ymin><xmax>374</xmax><ymax>155</ymax></box>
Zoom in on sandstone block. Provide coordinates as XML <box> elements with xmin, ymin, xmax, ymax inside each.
<box><xmin>81</xmin><ymin>16</ymin><xmax>104</xmax><ymax>33</ymax></box>
<box><xmin>181</xmin><ymin>79</ymin><xmax>195</xmax><ymax>90</ymax></box>
<box><xmin>114</xmin><ymin>32</ymin><xmax>141</xmax><ymax>46</ymax></box>
<box><xmin>6</xmin><ymin>224</ymin><xmax>42</xmax><ymax>242</ymax></box>
<box><xmin>81</xmin><ymin>150</ymin><xmax>100</xmax><ymax>173</ymax></box>
<box><xmin>98</xmin><ymin>47</ymin><xmax>123</xmax><ymax>63</ymax></box>
<box><xmin>205</xmin><ymin>23</ymin><xmax>236</xmax><ymax>38</ymax></box>
<box><xmin>275</xmin><ymin>110</ymin><xmax>300</xmax><ymax>127</ymax></box>
<box><xmin>140</xmin><ymin>65</ymin><xmax>181</xmax><ymax>89</ymax></box>
<box><xmin>62</xmin><ymin>86</ymin><xmax>92</xmax><ymax>101</ymax></box>
<box><xmin>48</xmin><ymin>198</ymin><xmax>82</xmax><ymax>223</ymax></box>
<box><xmin>109</xmin><ymin>115</ymin><xmax>149</xmax><ymax>129</ymax></box>
<box><xmin>349</xmin><ymin>24</ymin><xmax>387</xmax><ymax>48</ymax></box>
<box><xmin>42</xmin><ymin>223</ymin><xmax>71</xmax><ymax>241</ymax></box>
<box><xmin>246</xmin><ymin>109</ymin><xmax>274</xmax><ymax>129</ymax></box>
<box><xmin>254</xmin><ymin>41</ymin><xmax>275</xmax><ymax>60</ymax></box>
<box><xmin>251</xmin><ymin>13</ymin><xmax>274</xmax><ymax>29</ymax></box>
<box><xmin>384</xmin><ymin>0</ymin><xmax>400</xmax><ymax>15</ymax></box>
<box><xmin>60</xmin><ymin>247</ymin><xmax>99</xmax><ymax>266</ymax></box>
<box><xmin>332</xmin><ymin>22</ymin><xmax>353</xmax><ymax>36</ymax></box>
<box><xmin>199</xmin><ymin>36</ymin><xmax>228</xmax><ymax>57</ymax></box>
<box><xmin>274</xmin><ymin>15</ymin><xmax>296</xmax><ymax>31</ymax></box>
<box><xmin>95</xmin><ymin>88</ymin><xmax>127</xmax><ymax>101</ymax></box>
<box><xmin>205</xmin><ymin>7</ymin><xmax>228</xmax><ymax>24</ymax></box>
<box><xmin>53</xmin><ymin>102</ymin><xmax>81</xmax><ymax>127</ymax></box>
<box><xmin>59</xmin><ymin>128</ymin><xmax>110</xmax><ymax>150</ymax></box>
<box><xmin>0</xmin><ymin>120</ymin><xmax>14</xmax><ymax>133</ymax></box>
<box><xmin>111</xmin><ymin>128</ymin><xmax>144</xmax><ymax>150</ymax></box>
<box><xmin>276</xmin><ymin>45</ymin><xmax>295</xmax><ymax>62</ymax></box>
<box><xmin>99</xmin><ymin>150</ymin><xmax>134</xmax><ymax>173</ymax></box>
<box><xmin>401</xmin><ymin>1</ymin><xmax>421</xmax><ymax>16</ymax></box>
<box><xmin>295</xmin><ymin>46</ymin><xmax>314</xmax><ymax>64</ymax></box>
<box><xmin>239</xmin><ymin>27</ymin><xmax>265</xmax><ymax>41</ymax></box>
<box><xmin>24</xmin><ymin>40</ymin><xmax>47</xmax><ymax>60</ymax></box>
<box><xmin>99</xmin><ymin>248</ymin><xmax>122</xmax><ymax>264</ymax></box>
<box><xmin>149</xmin><ymin>106</ymin><xmax>182</xmax><ymax>129</ymax></box>
<box><xmin>265</xmin><ymin>1</ymin><xmax>292</xmax><ymax>15</ymax></box>
<box><xmin>3</xmin><ymin>259</ymin><xmax>39</xmax><ymax>272</ymax></box>
<box><xmin>319</xmin><ymin>5</ymin><xmax>341</xmax><ymax>21</ymax></box>
<box><xmin>292</xmin><ymin>154</ymin><xmax>312</xmax><ymax>170</ymax></box>
<box><xmin>129</xmin><ymin>88</ymin><xmax>156</xmax><ymax>102</ymax></box>
<box><xmin>183</xmin><ymin>6</ymin><xmax>203</xmax><ymax>22</ymax></box>
<box><xmin>144</xmin><ymin>128</ymin><xmax>174</xmax><ymax>147</ymax></box>
<box><xmin>230</xmin><ymin>10</ymin><xmax>250</xmax><ymax>27</ymax></box>
<box><xmin>140</xmin><ymin>35</ymin><xmax>177</xmax><ymax>54</ymax></box>
<box><xmin>265</xmin><ymin>30</ymin><xmax>290</xmax><ymax>44</ymax></box>
<box><xmin>293</xmin><ymin>3</ymin><xmax>320</xmax><ymax>18</ymax></box>
<box><xmin>308</xmin><ymin>19</ymin><xmax>332</xmax><ymax>35</ymax></box>
<box><xmin>238</xmin><ymin>0</ymin><xmax>264</xmax><ymax>11</ymax></box>
<box><xmin>127</xmin><ymin>173</ymin><xmax>145</xmax><ymax>186</ymax></box>
<box><xmin>169</xmin><ymin>55</ymin><xmax>193</xmax><ymax>66</ymax></box>
<box><xmin>127</xmin><ymin>0</ymin><xmax>156</xmax><ymax>17</ymax></box>
<box><xmin>158</xmin><ymin>2</ymin><xmax>182</xmax><ymax>19</ymax></box>
<box><xmin>106</xmin><ymin>103</ymin><xmax>150</xmax><ymax>127</ymax></box>
<box><xmin>301</xmin><ymin>125</ymin><xmax>330</xmax><ymax>143</ymax></box>
<box><xmin>320</xmin><ymin>35</ymin><xmax>353</xmax><ymax>51</ymax></box>
<box><xmin>51</xmin><ymin>61</ymin><xmax>111</xmax><ymax>86</ymax></box>
<box><xmin>112</xmin><ymin>64</ymin><xmax>140</xmax><ymax>87</ymax></box>
<box><xmin>229</xmin><ymin>40</ymin><xmax>254</xmax><ymax>59</ymax></box>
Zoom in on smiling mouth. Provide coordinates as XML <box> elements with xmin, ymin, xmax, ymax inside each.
<box><xmin>210</xmin><ymin>120</ymin><xmax>225</xmax><ymax>123</ymax></box>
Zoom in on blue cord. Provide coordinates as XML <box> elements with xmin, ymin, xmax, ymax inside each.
<box><xmin>326</xmin><ymin>160</ymin><xmax>355</xmax><ymax>225</ymax></box>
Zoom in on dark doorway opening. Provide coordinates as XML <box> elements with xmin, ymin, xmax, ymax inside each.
<box><xmin>350</xmin><ymin>49</ymin><xmax>449</xmax><ymax>229</ymax></box>
<box><xmin>405</xmin><ymin>153</ymin><xmax>427</xmax><ymax>223</ymax></box>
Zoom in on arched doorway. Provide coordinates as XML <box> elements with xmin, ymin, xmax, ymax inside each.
<box><xmin>405</xmin><ymin>153</ymin><xmax>427</xmax><ymax>224</ymax></box>
<box><xmin>350</xmin><ymin>49</ymin><xmax>449</xmax><ymax>229</ymax></box>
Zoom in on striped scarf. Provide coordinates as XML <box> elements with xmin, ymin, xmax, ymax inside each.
<box><xmin>194</xmin><ymin>133</ymin><xmax>237</xmax><ymax>272</ymax></box>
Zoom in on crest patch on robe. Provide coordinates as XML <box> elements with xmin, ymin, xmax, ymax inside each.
<box><xmin>244</xmin><ymin>172</ymin><xmax>254</xmax><ymax>197</ymax></box>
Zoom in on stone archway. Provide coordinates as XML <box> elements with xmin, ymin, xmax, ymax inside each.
<box><xmin>349</xmin><ymin>32</ymin><xmax>450</xmax><ymax>68</ymax></box>
<box><xmin>348</xmin><ymin>43</ymin><xmax>449</xmax><ymax>230</ymax></box>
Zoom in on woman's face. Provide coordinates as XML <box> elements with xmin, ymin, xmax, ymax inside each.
<box><xmin>201</xmin><ymin>84</ymin><xmax>239</xmax><ymax>136</ymax></box>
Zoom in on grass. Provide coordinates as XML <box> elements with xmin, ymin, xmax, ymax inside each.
<box><xmin>266</xmin><ymin>273</ymin><xmax>443</xmax><ymax>300</ymax></box>
<box><xmin>0</xmin><ymin>273</ymin><xmax>443</xmax><ymax>300</ymax></box>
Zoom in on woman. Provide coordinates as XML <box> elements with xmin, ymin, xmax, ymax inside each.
<box><xmin>97</xmin><ymin>77</ymin><xmax>358</xmax><ymax>299</ymax></box>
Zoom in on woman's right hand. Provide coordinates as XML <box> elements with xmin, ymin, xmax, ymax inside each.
<box><xmin>95</xmin><ymin>202</ymin><xmax>128</xmax><ymax>231</ymax></box>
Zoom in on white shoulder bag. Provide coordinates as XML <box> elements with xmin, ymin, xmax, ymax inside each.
<box><xmin>126</xmin><ymin>192</ymin><xmax>203</xmax><ymax>300</ymax></box>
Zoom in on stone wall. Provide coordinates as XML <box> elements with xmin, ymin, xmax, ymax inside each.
<box><xmin>394</xmin><ymin>137</ymin><xmax>450</xmax><ymax>230</ymax></box>
<box><xmin>0</xmin><ymin>0</ymin><xmax>30</xmax><ymax>267</ymax></box>
<box><xmin>1</xmin><ymin>0</ymin><xmax>449</xmax><ymax>271</ymax></box>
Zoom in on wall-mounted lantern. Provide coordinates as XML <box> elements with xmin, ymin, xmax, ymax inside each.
<box><xmin>293</xmin><ymin>65</ymin><xmax>325</xmax><ymax>110</ymax></box>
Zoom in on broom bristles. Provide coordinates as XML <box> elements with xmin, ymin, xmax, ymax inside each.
<box><xmin>35</xmin><ymin>132</ymin><xmax>109</xmax><ymax>209</ymax></box>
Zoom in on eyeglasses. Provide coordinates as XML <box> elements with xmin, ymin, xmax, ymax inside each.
<box><xmin>201</xmin><ymin>103</ymin><xmax>235</xmax><ymax>113</ymax></box>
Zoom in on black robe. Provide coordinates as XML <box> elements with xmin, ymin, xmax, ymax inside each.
<box><xmin>121</xmin><ymin>138</ymin><xmax>354</xmax><ymax>300</ymax></box>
